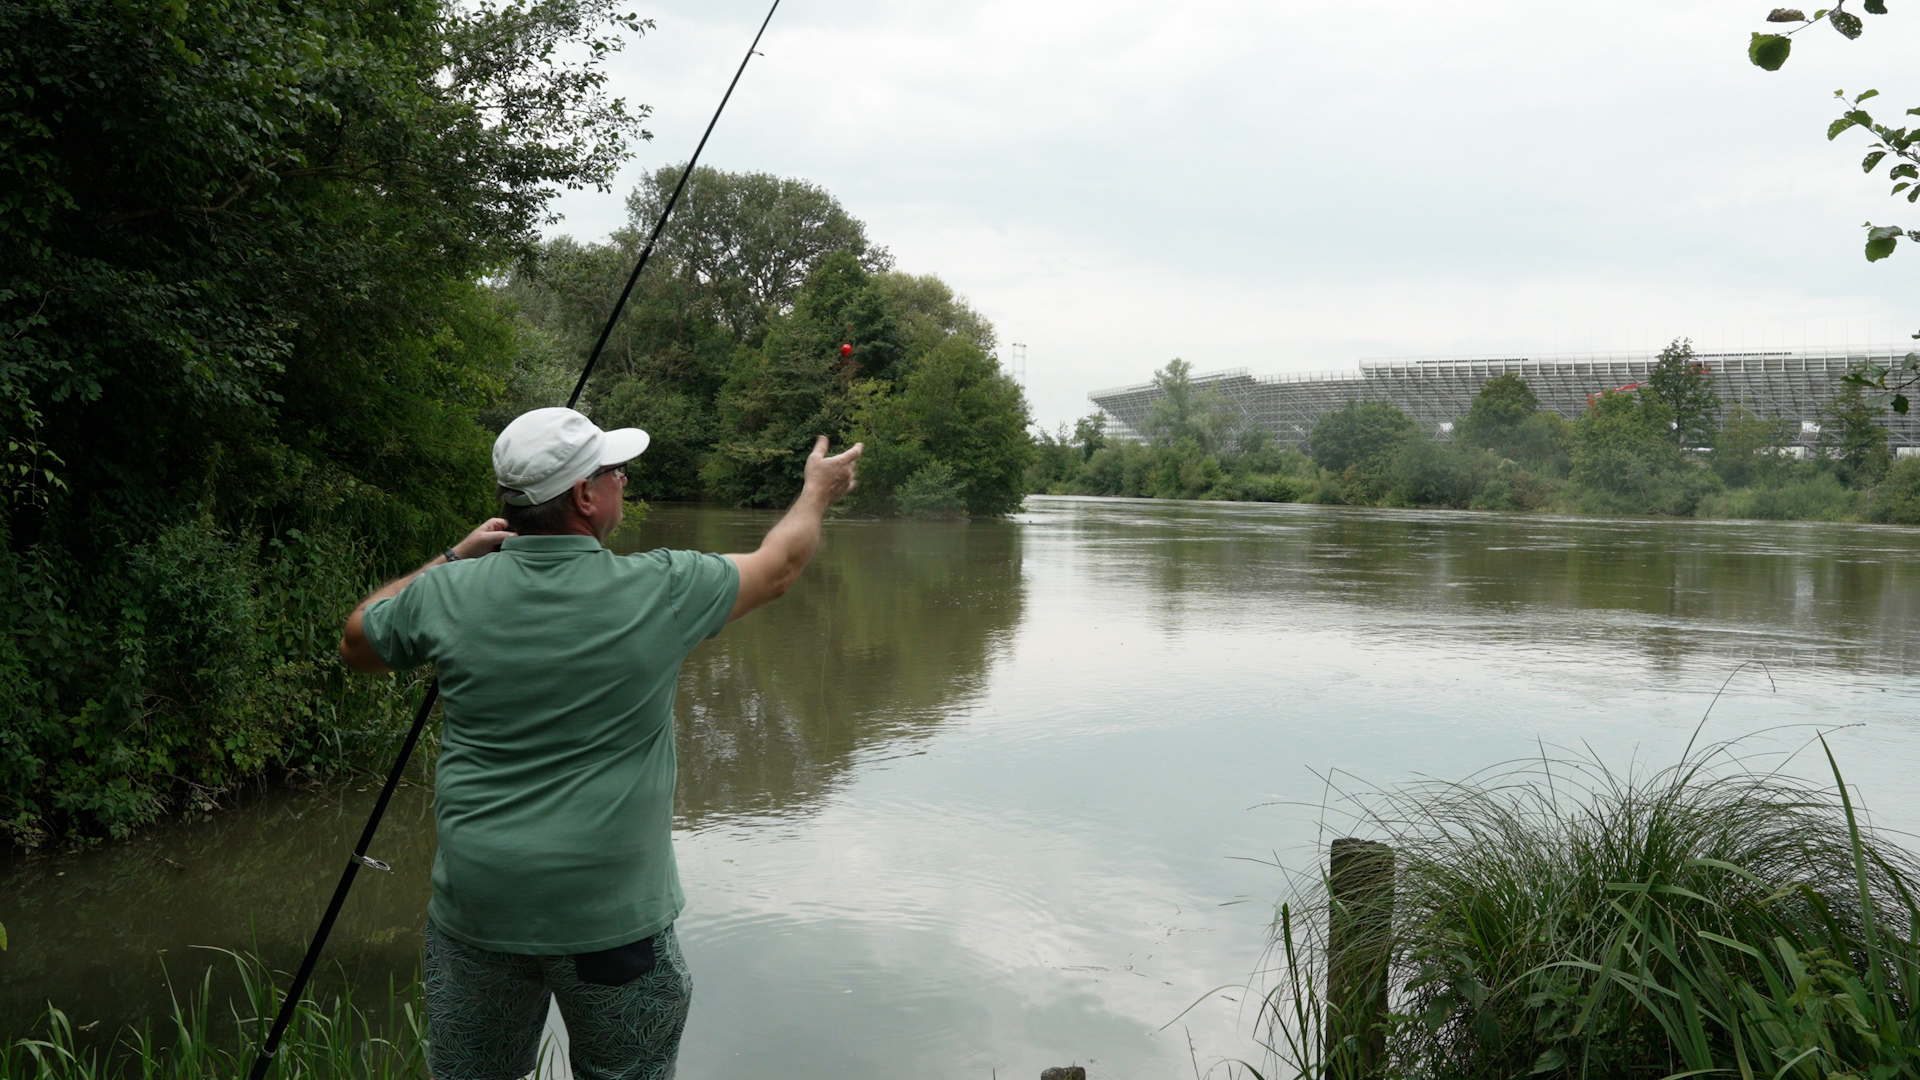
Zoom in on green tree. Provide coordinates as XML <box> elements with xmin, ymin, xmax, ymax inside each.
<box><xmin>1712</xmin><ymin>407</ymin><xmax>1798</xmax><ymax>488</ymax></box>
<box><xmin>848</xmin><ymin>338</ymin><xmax>1034</xmax><ymax>517</ymax></box>
<box><xmin>1817</xmin><ymin>380</ymin><xmax>1893</xmax><ymax>487</ymax></box>
<box><xmin>1073</xmin><ymin>413</ymin><xmax>1110</xmax><ymax>461</ymax></box>
<box><xmin>1645</xmin><ymin>338</ymin><xmax>1722</xmax><ymax>448</ymax></box>
<box><xmin>705</xmin><ymin>252</ymin><xmax>901</xmax><ymax>506</ymax></box>
<box><xmin>1456</xmin><ymin>375</ymin><xmax>1540</xmax><ymax>450</ymax></box>
<box><xmin>625</xmin><ymin>166</ymin><xmax>891</xmax><ymax>342</ymax></box>
<box><xmin>1141</xmin><ymin>359</ymin><xmax>1239</xmax><ymax>455</ymax></box>
<box><xmin>1309</xmin><ymin>400</ymin><xmax>1420</xmax><ymax>475</ymax></box>
<box><xmin>1455</xmin><ymin>375</ymin><xmax>1574</xmax><ymax>472</ymax></box>
<box><xmin>1571</xmin><ymin>390</ymin><xmax>1717</xmax><ymax>513</ymax></box>
<box><xmin>0</xmin><ymin>0</ymin><xmax>647</xmax><ymax>842</ymax></box>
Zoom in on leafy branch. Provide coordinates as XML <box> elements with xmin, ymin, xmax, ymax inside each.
<box><xmin>1746</xmin><ymin>3</ymin><xmax>1920</xmax><ymax>408</ymax></box>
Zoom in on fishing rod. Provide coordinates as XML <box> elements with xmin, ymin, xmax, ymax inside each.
<box><xmin>245</xmin><ymin>4</ymin><xmax>782</xmax><ymax>1076</ymax></box>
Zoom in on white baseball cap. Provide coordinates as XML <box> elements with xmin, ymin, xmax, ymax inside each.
<box><xmin>493</xmin><ymin>408</ymin><xmax>649</xmax><ymax>506</ymax></box>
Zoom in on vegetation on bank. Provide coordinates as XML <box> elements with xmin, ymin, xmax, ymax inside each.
<box><xmin>1031</xmin><ymin>342</ymin><xmax>1920</xmax><ymax>525</ymax></box>
<box><xmin>0</xmin><ymin>3</ymin><xmax>1033</xmax><ymax>847</ymax></box>
<box><xmin>1252</xmin><ymin>737</ymin><xmax>1920</xmax><ymax>1080</ymax></box>
<box><xmin>2</xmin><ymin>953</ymin><xmax>429</xmax><ymax>1080</ymax></box>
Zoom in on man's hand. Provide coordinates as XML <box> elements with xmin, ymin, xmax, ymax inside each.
<box><xmin>726</xmin><ymin>436</ymin><xmax>864</xmax><ymax>622</ymax></box>
<box><xmin>454</xmin><ymin>517</ymin><xmax>516</xmax><ymax>559</ymax></box>
<box><xmin>802</xmin><ymin>436</ymin><xmax>863</xmax><ymax>505</ymax></box>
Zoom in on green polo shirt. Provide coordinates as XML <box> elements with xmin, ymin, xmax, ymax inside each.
<box><xmin>359</xmin><ymin>534</ymin><xmax>739</xmax><ymax>954</ymax></box>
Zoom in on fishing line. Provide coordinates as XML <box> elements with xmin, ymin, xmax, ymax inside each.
<box><xmin>245</xmin><ymin>5</ymin><xmax>782</xmax><ymax>1076</ymax></box>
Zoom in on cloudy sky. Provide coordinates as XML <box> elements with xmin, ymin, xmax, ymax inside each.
<box><xmin>544</xmin><ymin>0</ymin><xmax>1920</xmax><ymax>429</ymax></box>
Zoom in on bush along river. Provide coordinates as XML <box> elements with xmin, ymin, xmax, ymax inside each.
<box><xmin>6</xmin><ymin>497</ymin><xmax>1920</xmax><ymax>1079</ymax></box>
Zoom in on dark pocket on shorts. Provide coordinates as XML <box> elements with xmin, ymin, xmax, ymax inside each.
<box><xmin>573</xmin><ymin>931</ymin><xmax>659</xmax><ymax>986</ymax></box>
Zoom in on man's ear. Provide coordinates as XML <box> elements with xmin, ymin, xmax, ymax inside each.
<box><xmin>570</xmin><ymin>477</ymin><xmax>596</xmax><ymax>518</ymax></box>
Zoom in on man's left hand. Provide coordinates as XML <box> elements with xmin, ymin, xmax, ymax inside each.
<box><xmin>453</xmin><ymin>517</ymin><xmax>516</xmax><ymax>560</ymax></box>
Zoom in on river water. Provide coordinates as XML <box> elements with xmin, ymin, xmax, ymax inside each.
<box><xmin>6</xmin><ymin>497</ymin><xmax>1920</xmax><ymax>1078</ymax></box>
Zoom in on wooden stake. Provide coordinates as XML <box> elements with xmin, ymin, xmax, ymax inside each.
<box><xmin>1326</xmin><ymin>838</ymin><xmax>1393</xmax><ymax>1080</ymax></box>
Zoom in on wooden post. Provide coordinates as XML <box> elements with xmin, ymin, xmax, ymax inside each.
<box><xmin>1325</xmin><ymin>838</ymin><xmax>1393</xmax><ymax>1080</ymax></box>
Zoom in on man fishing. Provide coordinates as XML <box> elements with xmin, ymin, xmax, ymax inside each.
<box><xmin>337</xmin><ymin>405</ymin><xmax>862</xmax><ymax>1080</ymax></box>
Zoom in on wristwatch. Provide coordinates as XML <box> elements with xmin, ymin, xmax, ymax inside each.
<box><xmin>443</xmin><ymin>547</ymin><xmax>462</xmax><ymax>563</ymax></box>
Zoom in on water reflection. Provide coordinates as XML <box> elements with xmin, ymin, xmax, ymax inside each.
<box><xmin>0</xmin><ymin>783</ymin><xmax>434</xmax><ymax>1039</ymax></box>
<box><xmin>614</xmin><ymin>508</ymin><xmax>1026</xmax><ymax>826</ymax></box>
<box><xmin>1040</xmin><ymin>498</ymin><xmax>1920</xmax><ymax>673</ymax></box>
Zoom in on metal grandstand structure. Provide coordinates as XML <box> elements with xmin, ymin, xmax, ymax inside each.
<box><xmin>1087</xmin><ymin>349</ymin><xmax>1920</xmax><ymax>448</ymax></box>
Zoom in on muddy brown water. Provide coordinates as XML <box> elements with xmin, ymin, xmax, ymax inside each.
<box><xmin>7</xmin><ymin>498</ymin><xmax>1920</xmax><ymax>1078</ymax></box>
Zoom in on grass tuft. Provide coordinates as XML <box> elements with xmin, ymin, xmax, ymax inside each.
<box><xmin>1</xmin><ymin>950</ymin><xmax>428</xmax><ymax>1080</ymax></box>
<box><xmin>1251</xmin><ymin>735</ymin><xmax>1920</xmax><ymax>1080</ymax></box>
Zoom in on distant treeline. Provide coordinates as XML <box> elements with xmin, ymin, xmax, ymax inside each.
<box><xmin>1031</xmin><ymin>342</ymin><xmax>1920</xmax><ymax>524</ymax></box>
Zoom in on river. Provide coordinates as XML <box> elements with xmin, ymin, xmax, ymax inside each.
<box><xmin>6</xmin><ymin>497</ymin><xmax>1920</xmax><ymax>1078</ymax></box>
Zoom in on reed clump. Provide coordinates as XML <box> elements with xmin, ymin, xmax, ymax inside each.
<box><xmin>1256</xmin><ymin>737</ymin><xmax>1920</xmax><ymax>1080</ymax></box>
<box><xmin>1</xmin><ymin>950</ymin><xmax>427</xmax><ymax>1080</ymax></box>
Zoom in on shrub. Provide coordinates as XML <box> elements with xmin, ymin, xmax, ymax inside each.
<box><xmin>1870</xmin><ymin>456</ymin><xmax>1920</xmax><ymax>524</ymax></box>
<box><xmin>1255</xmin><ymin>738</ymin><xmax>1920</xmax><ymax>1080</ymax></box>
<box><xmin>1388</xmin><ymin>440</ymin><xmax>1490</xmax><ymax>509</ymax></box>
<box><xmin>1310</xmin><ymin>401</ymin><xmax>1419</xmax><ymax>476</ymax></box>
<box><xmin>1712</xmin><ymin>407</ymin><xmax>1798</xmax><ymax>488</ymax></box>
<box><xmin>1701</xmin><ymin>472</ymin><xmax>1863</xmax><ymax>522</ymax></box>
<box><xmin>896</xmin><ymin>461</ymin><xmax>969</xmax><ymax>519</ymax></box>
<box><xmin>0</xmin><ymin>522</ymin><xmax>419</xmax><ymax>843</ymax></box>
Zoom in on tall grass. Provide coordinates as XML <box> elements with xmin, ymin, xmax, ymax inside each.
<box><xmin>1251</xmin><ymin>736</ymin><xmax>1920</xmax><ymax>1080</ymax></box>
<box><xmin>1</xmin><ymin>951</ymin><xmax>428</xmax><ymax>1080</ymax></box>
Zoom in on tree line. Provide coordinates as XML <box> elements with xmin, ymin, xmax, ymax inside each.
<box><xmin>0</xmin><ymin>0</ymin><xmax>1031</xmax><ymax>846</ymax></box>
<box><xmin>1030</xmin><ymin>341</ymin><xmax>1920</xmax><ymax>524</ymax></box>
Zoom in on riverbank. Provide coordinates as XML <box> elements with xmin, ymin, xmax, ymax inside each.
<box><xmin>1034</xmin><ymin>353</ymin><xmax>1920</xmax><ymax>525</ymax></box>
<box><xmin>1027</xmin><ymin>438</ymin><xmax>1920</xmax><ymax>524</ymax></box>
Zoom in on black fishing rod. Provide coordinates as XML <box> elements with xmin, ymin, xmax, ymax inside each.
<box><xmin>244</xmin><ymin>5</ymin><xmax>782</xmax><ymax>1077</ymax></box>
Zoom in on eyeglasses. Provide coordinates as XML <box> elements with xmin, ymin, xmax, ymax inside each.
<box><xmin>590</xmin><ymin>464</ymin><xmax>627</xmax><ymax>483</ymax></box>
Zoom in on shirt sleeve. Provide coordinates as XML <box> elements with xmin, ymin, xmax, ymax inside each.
<box><xmin>359</xmin><ymin>583</ymin><xmax>432</xmax><ymax>672</ymax></box>
<box><xmin>666</xmin><ymin>550</ymin><xmax>741</xmax><ymax>650</ymax></box>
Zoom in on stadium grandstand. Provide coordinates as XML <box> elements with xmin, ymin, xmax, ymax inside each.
<box><xmin>1087</xmin><ymin>349</ymin><xmax>1920</xmax><ymax>450</ymax></box>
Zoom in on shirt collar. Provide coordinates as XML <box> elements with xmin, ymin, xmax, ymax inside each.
<box><xmin>500</xmin><ymin>534</ymin><xmax>605</xmax><ymax>553</ymax></box>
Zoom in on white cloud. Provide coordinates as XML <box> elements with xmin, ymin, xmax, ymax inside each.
<box><xmin>547</xmin><ymin>0</ymin><xmax>1920</xmax><ymax>427</ymax></box>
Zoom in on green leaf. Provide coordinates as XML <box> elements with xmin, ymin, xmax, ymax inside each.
<box><xmin>1858</xmin><ymin>89</ymin><xmax>1882</xmax><ymax>102</ymax></box>
<box><xmin>1892</xmin><ymin>163</ymin><xmax>1918</xmax><ymax>179</ymax></box>
<box><xmin>1894</xmin><ymin>394</ymin><xmax>1909</xmax><ymax>413</ymax></box>
<box><xmin>1750</xmin><ymin>32</ymin><xmax>1793</xmax><ymax>69</ymax></box>
<box><xmin>1865</xmin><ymin>0</ymin><xmax>1888</xmax><ymax>12</ymax></box>
<box><xmin>1831</xmin><ymin>8</ymin><xmax>1865</xmax><ymax>35</ymax></box>
<box><xmin>1532</xmin><ymin>1048</ymin><xmax>1567</xmax><ymax>1074</ymax></box>
<box><xmin>1830</xmin><ymin>115</ymin><xmax>1861</xmax><ymax>140</ymax></box>
<box><xmin>1865</xmin><ymin>150</ymin><xmax>1888</xmax><ymax>171</ymax></box>
<box><xmin>1866</xmin><ymin>225</ymin><xmax>1901</xmax><ymax>260</ymax></box>
<box><xmin>1893</xmin><ymin>182</ymin><xmax>1911</xmax><ymax>194</ymax></box>
<box><xmin>1767</xmin><ymin>6</ymin><xmax>1808</xmax><ymax>18</ymax></box>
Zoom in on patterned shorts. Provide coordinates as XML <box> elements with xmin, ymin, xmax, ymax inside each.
<box><xmin>424</xmin><ymin>920</ymin><xmax>692</xmax><ymax>1080</ymax></box>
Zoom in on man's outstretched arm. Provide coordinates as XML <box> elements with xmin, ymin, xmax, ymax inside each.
<box><xmin>726</xmin><ymin>436</ymin><xmax>863</xmax><ymax>622</ymax></box>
